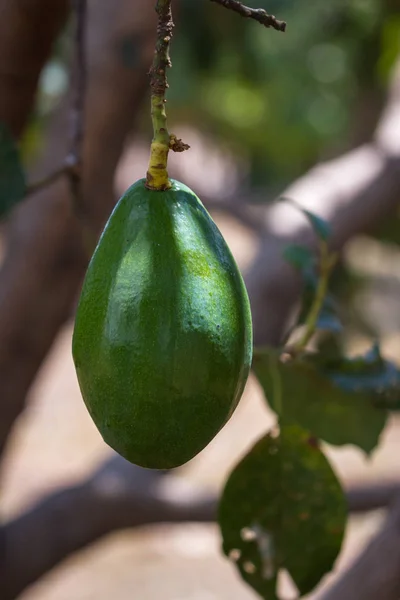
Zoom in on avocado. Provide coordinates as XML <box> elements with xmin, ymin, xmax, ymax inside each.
<box><xmin>72</xmin><ymin>178</ymin><xmax>253</xmax><ymax>469</ymax></box>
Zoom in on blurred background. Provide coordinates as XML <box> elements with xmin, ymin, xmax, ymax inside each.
<box><xmin>1</xmin><ymin>0</ymin><xmax>400</xmax><ymax>598</ymax></box>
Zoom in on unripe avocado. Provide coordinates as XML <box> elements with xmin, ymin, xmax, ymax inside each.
<box><xmin>72</xmin><ymin>178</ymin><xmax>253</xmax><ymax>469</ymax></box>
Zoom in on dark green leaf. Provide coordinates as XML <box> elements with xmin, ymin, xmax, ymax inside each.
<box><xmin>301</xmin><ymin>210</ymin><xmax>331</xmax><ymax>242</ymax></box>
<box><xmin>218</xmin><ymin>425</ymin><xmax>346</xmax><ymax>599</ymax></box>
<box><xmin>280</xmin><ymin>197</ymin><xmax>331</xmax><ymax>241</ymax></box>
<box><xmin>316</xmin><ymin>344</ymin><xmax>400</xmax><ymax>411</ymax></box>
<box><xmin>252</xmin><ymin>347</ymin><xmax>387</xmax><ymax>454</ymax></box>
<box><xmin>316</xmin><ymin>332</ymin><xmax>343</xmax><ymax>364</ymax></box>
<box><xmin>283</xmin><ymin>244</ymin><xmax>315</xmax><ymax>271</ymax></box>
<box><xmin>0</xmin><ymin>122</ymin><xmax>26</xmax><ymax>218</ymax></box>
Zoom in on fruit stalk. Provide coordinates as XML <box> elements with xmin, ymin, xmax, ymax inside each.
<box><xmin>210</xmin><ymin>0</ymin><xmax>286</xmax><ymax>32</ymax></box>
<box><xmin>146</xmin><ymin>0</ymin><xmax>174</xmax><ymax>191</ymax></box>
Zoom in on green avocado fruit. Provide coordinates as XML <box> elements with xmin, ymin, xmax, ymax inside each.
<box><xmin>72</xmin><ymin>178</ymin><xmax>253</xmax><ymax>469</ymax></box>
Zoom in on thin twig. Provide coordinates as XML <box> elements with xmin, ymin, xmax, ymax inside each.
<box><xmin>67</xmin><ymin>0</ymin><xmax>87</xmax><ymax>207</ymax></box>
<box><xmin>25</xmin><ymin>2</ymin><xmax>87</xmax><ymax>203</ymax></box>
<box><xmin>289</xmin><ymin>241</ymin><xmax>337</xmax><ymax>355</ymax></box>
<box><xmin>146</xmin><ymin>0</ymin><xmax>190</xmax><ymax>190</ymax></box>
<box><xmin>210</xmin><ymin>0</ymin><xmax>286</xmax><ymax>32</ymax></box>
<box><xmin>25</xmin><ymin>165</ymin><xmax>72</xmax><ymax>196</ymax></box>
<box><xmin>149</xmin><ymin>0</ymin><xmax>173</xmax><ymax>100</ymax></box>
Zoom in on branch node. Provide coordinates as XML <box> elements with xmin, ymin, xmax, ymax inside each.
<box><xmin>169</xmin><ymin>134</ymin><xmax>190</xmax><ymax>153</ymax></box>
<box><xmin>210</xmin><ymin>0</ymin><xmax>286</xmax><ymax>32</ymax></box>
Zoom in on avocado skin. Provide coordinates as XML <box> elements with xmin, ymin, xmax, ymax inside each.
<box><xmin>72</xmin><ymin>178</ymin><xmax>253</xmax><ymax>469</ymax></box>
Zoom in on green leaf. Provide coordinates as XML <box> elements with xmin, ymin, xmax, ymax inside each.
<box><xmin>218</xmin><ymin>425</ymin><xmax>346</xmax><ymax>600</ymax></box>
<box><xmin>283</xmin><ymin>244</ymin><xmax>315</xmax><ymax>271</ymax></box>
<box><xmin>280</xmin><ymin>197</ymin><xmax>331</xmax><ymax>241</ymax></box>
<box><xmin>252</xmin><ymin>347</ymin><xmax>387</xmax><ymax>454</ymax></box>
<box><xmin>316</xmin><ymin>332</ymin><xmax>343</xmax><ymax>364</ymax></box>
<box><xmin>302</xmin><ymin>210</ymin><xmax>331</xmax><ymax>242</ymax></box>
<box><xmin>317</xmin><ymin>344</ymin><xmax>400</xmax><ymax>411</ymax></box>
<box><xmin>0</xmin><ymin>122</ymin><xmax>26</xmax><ymax>218</ymax></box>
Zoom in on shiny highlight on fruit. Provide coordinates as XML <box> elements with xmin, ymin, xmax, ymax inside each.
<box><xmin>73</xmin><ymin>178</ymin><xmax>253</xmax><ymax>469</ymax></box>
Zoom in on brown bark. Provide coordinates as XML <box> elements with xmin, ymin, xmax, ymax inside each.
<box><xmin>1</xmin><ymin>454</ymin><xmax>399</xmax><ymax>600</ymax></box>
<box><xmin>0</xmin><ymin>0</ymin><xmax>70</xmax><ymax>137</ymax></box>
<box><xmin>346</xmin><ymin>481</ymin><xmax>400</xmax><ymax>513</ymax></box>
<box><xmin>0</xmin><ymin>457</ymin><xmax>216</xmax><ymax>600</ymax></box>
<box><xmin>1</xmin><ymin>3</ymin><xmax>400</xmax><ymax>599</ymax></box>
<box><xmin>245</xmin><ymin>59</ymin><xmax>400</xmax><ymax>345</ymax></box>
<box><xmin>318</xmin><ymin>497</ymin><xmax>400</xmax><ymax>600</ymax></box>
<box><xmin>0</xmin><ymin>0</ymin><xmax>156</xmax><ymax>457</ymax></box>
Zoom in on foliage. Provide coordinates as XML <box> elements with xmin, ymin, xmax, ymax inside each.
<box><xmin>252</xmin><ymin>348</ymin><xmax>387</xmax><ymax>454</ymax></box>
<box><xmin>22</xmin><ymin>0</ymin><xmax>400</xmax><ymax>190</ymax></box>
<box><xmin>168</xmin><ymin>0</ymin><xmax>398</xmax><ymax>186</ymax></box>
<box><xmin>6</xmin><ymin>1</ymin><xmax>400</xmax><ymax>598</ymax></box>
<box><xmin>219</xmin><ymin>426</ymin><xmax>346</xmax><ymax>600</ymax></box>
<box><xmin>218</xmin><ymin>207</ymin><xmax>398</xmax><ymax>599</ymax></box>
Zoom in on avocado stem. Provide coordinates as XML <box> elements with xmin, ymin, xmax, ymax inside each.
<box><xmin>146</xmin><ymin>1</ymin><xmax>174</xmax><ymax>191</ymax></box>
<box><xmin>147</xmin><ymin>95</ymin><xmax>172</xmax><ymax>191</ymax></box>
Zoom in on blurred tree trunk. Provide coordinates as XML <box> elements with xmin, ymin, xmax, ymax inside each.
<box><xmin>0</xmin><ymin>0</ymin><xmax>70</xmax><ymax>137</ymax></box>
<box><xmin>1</xmin><ymin>2</ymin><xmax>400</xmax><ymax>600</ymax></box>
<box><xmin>0</xmin><ymin>0</ymin><xmax>155</xmax><ymax>458</ymax></box>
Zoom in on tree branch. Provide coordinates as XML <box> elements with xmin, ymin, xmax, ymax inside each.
<box><xmin>25</xmin><ymin>1</ymin><xmax>88</xmax><ymax>201</ymax></box>
<box><xmin>245</xmin><ymin>58</ymin><xmax>400</xmax><ymax>345</ymax></box>
<box><xmin>0</xmin><ymin>0</ymin><xmax>70</xmax><ymax>138</ymax></box>
<box><xmin>248</xmin><ymin>59</ymin><xmax>400</xmax><ymax>600</ymax></box>
<box><xmin>210</xmin><ymin>0</ymin><xmax>286</xmax><ymax>32</ymax></box>
<box><xmin>0</xmin><ymin>0</ymin><xmax>157</xmax><ymax>459</ymax></box>
<box><xmin>1</xmin><ymin>454</ymin><xmax>399</xmax><ymax>600</ymax></box>
<box><xmin>317</xmin><ymin>496</ymin><xmax>400</xmax><ymax>600</ymax></box>
<box><xmin>25</xmin><ymin>165</ymin><xmax>72</xmax><ymax>196</ymax></box>
<box><xmin>317</xmin><ymin>477</ymin><xmax>400</xmax><ymax>599</ymax></box>
<box><xmin>347</xmin><ymin>481</ymin><xmax>400</xmax><ymax>514</ymax></box>
<box><xmin>69</xmin><ymin>0</ymin><xmax>87</xmax><ymax>169</ymax></box>
<box><xmin>67</xmin><ymin>0</ymin><xmax>88</xmax><ymax>208</ymax></box>
<box><xmin>1</xmin><ymin>6</ymin><xmax>400</xmax><ymax>599</ymax></box>
<box><xmin>0</xmin><ymin>456</ymin><xmax>216</xmax><ymax>600</ymax></box>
